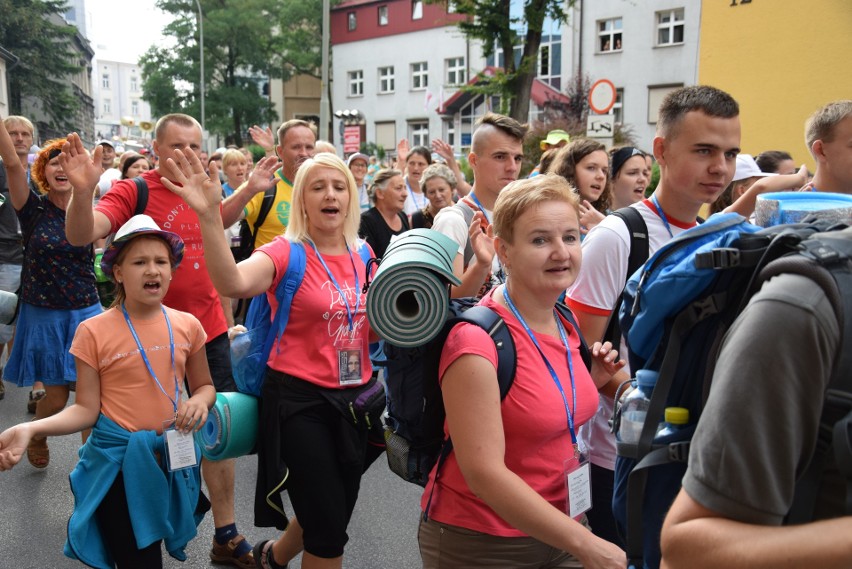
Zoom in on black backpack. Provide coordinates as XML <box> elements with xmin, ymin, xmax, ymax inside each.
<box><xmin>611</xmin><ymin>215</ymin><xmax>852</xmax><ymax>569</ymax></box>
<box><xmin>382</xmin><ymin>299</ymin><xmax>591</xmax><ymax>516</ymax></box>
<box><xmin>233</xmin><ymin>186</ymin><xmax>276</xmax><ymax>263</ymax></box>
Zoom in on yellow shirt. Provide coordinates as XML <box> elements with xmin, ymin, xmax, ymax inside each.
<box><xmin>243</xmin><ymin>170</ymin><xmax>292</xmax><ymax>249</ymax></box>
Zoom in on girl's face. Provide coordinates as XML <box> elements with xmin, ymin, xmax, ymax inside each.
<box><xmin>302</xmin><ymin>166</ymin><xmax>351</xmax><ymax>238</ymax></box>
<box><xmin>377</xmin><ymin>175</ymin><xmax>407</xmax><ymax>213</ymax></box>
<box><xmin>573</xmin><ymin>150</ymin><xmax>609</xmax><ymax>203</ymax></box>
<box><xmin>496</xmin><ymin>200</ymin><xmax>582</xmax><ymax>298</ymax></box>
<box><xmin>611</xmin><ymin>155</ymin><xmax>650</xmax><ymax>209</ymax></box>
<box><xmin>112</xmin><ymin>237</ymin><xmax>173</xmax><ymax>309</ymax></box>
<box><xmin>406</xmin><ymin>153</ymin><xmax>429</xmax><ymax>185</ymax></box>
<box><xmin>224</xmin><ymin>159</ymin><xmax>248</xmax><ymax>186</ymax></box>
<box><xmin>45</xmin><ymin>157</ymin><xmax>71</xmax><ymax>192</ymax></box>
<box><xmin>125</xmin><ymin>158</ymin><xmax>150</xmax><ymax>179</ymax></box>
<box><xmin>424</xmin><ymin>177</ymin><xmax>453</xmax><ymax>212</ymax></box>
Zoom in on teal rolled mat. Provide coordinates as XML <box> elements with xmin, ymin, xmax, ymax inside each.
<box><xmin>366</xmin><ymin>228</ymin><xmax>461</xmax><ymax>347</ymax></box>
<box><xmin>195</xmin><ymin>392</ymin><xmax>258</xmax><ymax>461</ymax></box>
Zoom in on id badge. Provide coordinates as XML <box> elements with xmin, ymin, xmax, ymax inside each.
<box><xmin>564</xmin><ymin>445</ymin><xmax>592</xmax><ymax>518</ymax></box>
<box><xmin>163</xmin><ymin>420</ymin><xmax>198</xmax><ymax>472</ymax></box>
<box><xmin>336</xmin><ymin>338</ymin><xmax>363</xmax><ymax>386</ymax></box>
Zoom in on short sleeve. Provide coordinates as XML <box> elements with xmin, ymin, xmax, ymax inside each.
<box><xmin>255</xmin><ymin>236</ymin><xmax>293</xmax><ymax>292</ymax></box>
<box><xmin>432</xmin><ymin>207</ymin><xmax>468</xmax><ymax>257</ymax></box>
<box><xmin>439</xmin><ymin>322</ymin><xmax>499</xmax><ymax>383</ymax></box>
<box><xmin>567</xmin><ymin>216</ymin><xmax>630</xmax><ymax>312</ymax></box>
<box><xmin>69</xmin><ymin>320</ymin><xmax>99</xmax><ymax>371</ymax></box>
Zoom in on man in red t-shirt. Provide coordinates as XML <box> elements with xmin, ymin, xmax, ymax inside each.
<box><xmin>62</xmin><ymin>114</ymin><xmax>256</xmax><ymax>568</ymax></box>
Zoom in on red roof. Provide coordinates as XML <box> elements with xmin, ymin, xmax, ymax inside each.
<box><xmin>439</xmin><ymin>67</ymin><xmax>568</xmax><ymax>114</ymax></box>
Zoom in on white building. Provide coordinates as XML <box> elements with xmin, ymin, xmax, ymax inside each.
<box><xmin>92</xmin><ymin>59</ymin><xmax>153</xmax><ymax>144</ymax></box>
<box><xmin>570</xmin><ymin>0</ymin><xmax>701</xmax><ymax>151</ymax></box>
<box><xmin>0</xmin><ymin>46</ymin><xmax>15</xmax><ymax>117</ymax></box>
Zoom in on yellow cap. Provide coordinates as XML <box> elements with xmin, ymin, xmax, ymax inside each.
<box><xmin>664</xmin><ymin>407</ymin><xmax>689</xmax><ymax>425</ymax></box>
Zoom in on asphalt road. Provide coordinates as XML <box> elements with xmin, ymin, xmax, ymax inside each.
<box><xmin>0</xmin><ymin>381</ymin><xmax>424</xmax><ymax>569</ymax></box>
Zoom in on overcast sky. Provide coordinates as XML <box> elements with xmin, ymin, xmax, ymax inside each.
<box><xmin>86</xmin><ymin>0</ymin><xmax>172</xmax><ymax>63</ymax></box>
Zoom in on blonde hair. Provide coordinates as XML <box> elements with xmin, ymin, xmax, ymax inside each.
<box><xmin>222</xmin><ymin>148</ymin><xmax>246</xmax><ymax>170</ymax></box>
<box><xmin>492</xmin><ymin>174</ymin><xmax>580</xmax><ymax>244</ymax></box>
<box><xmin>285</xmin><ymin>153</ymin><xmax>361</xmax><ymax>248</ymax></box>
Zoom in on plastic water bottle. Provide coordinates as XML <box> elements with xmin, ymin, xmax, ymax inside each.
<box><xmin>656</xmin><ymin>407</ymin><xmax>689</xmax><ymax>438</ymax></box>
<box><xmin>618</xmin><ymin>369</ymin><xmax>658</xmax><ymax>444</ymax></box>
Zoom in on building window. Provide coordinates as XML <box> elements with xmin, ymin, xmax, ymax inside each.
<box><xmin>130</xmin><ymin>76</ymin><xmax>138</xmax><ymax>91</ymax></box>
<box><xmin>613</xmin><ymin>88</ymin><xmax>624</xmax><ymax>124</ymax></box>
<box><xmin>411</xmin><ymin>62</ymin><xmax>428</xmax><ymax>90</ymax></box>
<box><xmin>378</xmin><ymin>5</ymin><xmax>388</xmax><ymax>26</ymax></box>
<box><xmin>131</xmin><ymin>100</ymin><xmax>139</xmax><ymax>115</ymax></box>
<box><xmin>102</xmin><ymin>73</ymin><xmax>110</xmax><ymax>89</ymax></box>
<box><xmin>348</xmin><ymin>11</ymin><xmax>356</xmax><ymax>31</ymax></box>
<box><xmin>598</xmin><ymin>17</ymin><xmax>623</xmax><ymax>52</ymax></box>
<box><xmin>348</xmin><ymin>70</ymin><xmax>364</xmax><ymax>97</ymax></box>
<box><xmin>445</xmin><ymin>57</ymin><xmax>466</xmax><ymax>86</ymax></box>
<box><xmin>412</xmin><ymin>0</ymin><xmax>423</xmax><ymax>20</ymax></box>
<box><xmin>648</xmin><ymin>84</ymin><xmax>683</xmax><ymax>123</ymax></box>
<box><xmin>409</xmin><ymin>121</ymin><xmax>429</xmax><ymax>148</ymax></box>
<box><xmin>375</xmin><ymin>121</ymin><xmax>396</xmax><ymax>151</ymax></box>
<box><xmin>379</xmin><ymin>66</ymin><xmax>395</xmax><ymax>93</ymax></box>
<box><xmin>656</xmin><ymin>8</ymin><xmax>685</xmax><ymax>46</ymax></box>
<box><xmin>103</xmin><ymin>99</ymin><xmax>111</xmax><ymax>114</ymax></box>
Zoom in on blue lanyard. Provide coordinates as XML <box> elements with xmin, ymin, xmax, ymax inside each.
<box><xmin>406</xmin><ymin>178</ymin><xmax>426</xmax><ymax>209</ymax></box>
<box><xmin>308</xmin><ymin>241</ymin><xmax>361</xmax><ymax>333</ymax></box>
<box><xmin>501</xmin><ymin>286</ymin><xmax>578</xmax><ymax>446</ymax></box>
<box><xmin>121</xmin><ymin>304</ymin><xmax>179</xmax><ymax>414</ymax></box>
<box><xmin>467</xmin><ymin>192</ymin><xmax>491</xmax><ymax>224</ymax></box>
<box><xmin>650</xmin><ymin>194</ymin><xmax>674</xmax><ymax>238</ymax></box>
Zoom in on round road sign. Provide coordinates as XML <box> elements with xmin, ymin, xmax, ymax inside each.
<box><xmin>589</xmin><ymin>79</ymin><xmax>617</xmax><ymax>115</ymax></box>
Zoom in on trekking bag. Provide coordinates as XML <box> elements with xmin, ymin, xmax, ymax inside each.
<box><xmin>233</xmin><ymin>186</ymin><xmax>276</xmax><ymax>263</ymax></box>
<box><xmin>611</xmin><ymin>213</ymin><xmax>852</xmax><ymax>569</ymax></box>
<box><xmin>231</xmin><ymin>240</ymin><xmax>374</xmax><ymax>397</ymax></box>
<box><xmin>382</xmin><ymin>300</ymin><xmax>591</xmax><ymax>500</ymax></box>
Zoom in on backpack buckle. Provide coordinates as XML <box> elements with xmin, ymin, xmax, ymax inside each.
<box><xmin>668</xmin><ymin>441</ymin><xmax>690</xmax><ymax>462</ymax></box>
<box><xmin>695</xmin><ymin>247</ymin><xmax>740</xmax><ymax>270</ymax></box>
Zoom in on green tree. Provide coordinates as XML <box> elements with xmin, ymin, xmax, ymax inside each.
<box><xmin>430</xmin><ymin>0</ymin><xmax>571</xmax><ymax>123</ymax></box>
<box><xmin>0</xmin><ymin>0</ymin><xmax>83</xmax><ymax>130</ymax></box>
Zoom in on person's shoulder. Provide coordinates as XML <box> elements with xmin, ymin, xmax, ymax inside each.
<box><xmin>432</xmin><ymin>203</ymin><xmax>466</xmax><ymax>227</ymax></box>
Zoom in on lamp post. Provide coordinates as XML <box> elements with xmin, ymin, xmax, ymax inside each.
<box><xmin>193</xmin><ymin>0</ymin><xmax>205</xmax><ymax>137</ymax></box>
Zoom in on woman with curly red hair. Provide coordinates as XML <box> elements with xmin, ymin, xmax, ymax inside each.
<box><xmin>0</xmin><ymin>121</ymin><xmax>101</xmax><ymax>469</ymax></box>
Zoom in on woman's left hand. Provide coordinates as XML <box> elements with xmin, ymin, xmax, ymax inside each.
<box><xmin>579</xmin><ymin>200</ymin><xmax>606</xmax><ymax>235</ymax></box>
<box><xmin>590</xmin><ymin>341</ymin><xmax>626</xmax><ymax>388</ymax></box>
<box><xmin>161</xmin><ymin>148</ymin><xmax>224</xmax><ymax>221</ymax></box>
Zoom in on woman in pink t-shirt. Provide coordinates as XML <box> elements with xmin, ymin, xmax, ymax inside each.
<box><xmin>418</xmin><ymin>174</ymin><xmax>629</xmax><ymax>569</ymax></box>
<box><xmin>164</xmin><ymin>151</ymin><xmax>376</xmax><ymax>569</ymax></box>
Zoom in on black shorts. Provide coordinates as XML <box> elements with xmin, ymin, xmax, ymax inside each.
<box><xmin>198</xmin><ymin>331</ymin><xmax>237</xmax><ymax>393</ymax></box>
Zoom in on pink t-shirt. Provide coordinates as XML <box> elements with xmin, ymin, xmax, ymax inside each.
<box><xmin>96</xmin><ymin>169</ymin><xmax>228</xmax><ymax>341</ymax></box>
<box><xmin>421</xmin><ymin>292</ymin><xmax>599</xmax><ymax>537</ymax></box>
<box><xmin>257</xmin><ymin>237</ymin><xmax>374</xmax><ymax>389</ymax></box>
<box><xmin>70</xmin><ymin>306</ymin><xmax>207</xmax><ymax>433</ymax></box>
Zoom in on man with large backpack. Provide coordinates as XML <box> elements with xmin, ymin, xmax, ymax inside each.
<box><xmin>565</xmin><ymin>85</ymin><xmax>741</xmax><ymax>547</ymax></box>
<box><xmin>660</xmin><ymin>227</ymin><xmax>852</xmax><ymax>569</ymax></box>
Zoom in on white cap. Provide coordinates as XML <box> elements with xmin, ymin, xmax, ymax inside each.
<box><xmin>734</xmin><ymin>154</ymin><xmax>776</xmax><ymax>182</ymax></box>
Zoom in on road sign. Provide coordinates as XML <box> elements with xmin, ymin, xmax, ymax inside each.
<box><xmin>589</xmin><ymin>79</ymin><xmax>617</xmax><ymax>115</ymax></box>
<box><xmin>343</xmin><ymin>126</ymin><xmax>361</xmax><ymax>153</ymax></box>
<box><xmin>586</xmin><ymin>114</ymin><xmax>615</xmax><ymax>139</ymax></box>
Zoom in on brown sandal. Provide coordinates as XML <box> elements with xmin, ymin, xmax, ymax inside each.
<box><xmin>209</xmin><ymin>535</ymin><xmax>255</xmax><ymax>569</ymax></box>
<box><xmin>27</xmin><ymin>437</ymin><xmax>49</xmax><ymax>469</ymax></box>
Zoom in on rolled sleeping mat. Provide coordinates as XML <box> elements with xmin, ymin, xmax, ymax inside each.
<box><xmin>195</xmin><ymin>392</ymin><xmax>258</xmax><ymax>461</ymax></box>
<box><xmin>366</xmin><ymin>228</ymin><xmax>461</xmax><ymax>348</ymax></box>
<box><xmin>754</xmin><ymin>191</ymin><xmax>852</xmax><ymax>227</ymax></box>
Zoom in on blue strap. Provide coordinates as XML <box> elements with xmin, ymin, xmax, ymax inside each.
<box><xmin>263</xmin><ymin>242</ymin><xmax>307</xmax><ymax>361</ymax></box>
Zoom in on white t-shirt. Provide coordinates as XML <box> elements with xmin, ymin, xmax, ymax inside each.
<box><xmin>567</xmin><ymin>199</ymin><xmax>696</xmax><ymax>469</ymax></box>
<box><xmin>403</xmin><ymin>182</ymin><xmax>429</xmax><ymax>216</ymax></box>
<box><xmin>97</xmin><ymin>168</ymin><xmax>122</xmax><ymax>199</ymax></box>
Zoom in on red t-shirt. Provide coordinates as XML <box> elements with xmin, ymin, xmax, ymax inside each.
<box><xmin>421</xmin><ymin>291</ymin><xmax>599</xmax><ymax>537</ymax></box>
<box><xmin>257</xmin><ymin>237</ymin><xmax>374</xmax><ymax>389</ymax></box>
<box><xmin>95</xmin><ymin>169</ymin><xmax>228</xmax><ymax>341</ymax></box>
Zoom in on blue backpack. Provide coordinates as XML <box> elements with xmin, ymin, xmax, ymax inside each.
<box><xmin>231</xmin><ymin>241</ymin><xmax>372</xmax><ymax>396</ymax></box>
<box><xmin>611</xmin><ymin>214</ymin><xmax>852</xmax><ymax>569</ymax></box>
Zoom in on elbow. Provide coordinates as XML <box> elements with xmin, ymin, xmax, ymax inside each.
<box><xmin>457</xmin><ymin>461</ymin><xmax>503</xmax><ymax>504</ymax></box>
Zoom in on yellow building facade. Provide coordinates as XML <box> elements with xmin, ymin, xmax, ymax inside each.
<box><xmin>699</xmin><ymin>0</ymin><xmax>852</xmax><ymax>171</ymax></box>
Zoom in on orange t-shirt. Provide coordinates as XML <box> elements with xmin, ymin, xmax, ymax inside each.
<box><xmin>70</xmin><ymin>306</ymin><xmax>207</xmax><ymax>433</ymax></box>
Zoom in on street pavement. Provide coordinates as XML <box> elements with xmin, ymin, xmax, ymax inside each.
<box><xmin>0</xmin><ymin>381</ymin><xmax>424</xmax><ymax>569</ymax></box>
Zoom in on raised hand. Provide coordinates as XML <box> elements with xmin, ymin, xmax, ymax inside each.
<box><xmin>431</xmin><ymin>138</ymin><xmax>455</xmax><ymax>164</ymax></box>
<box><xmin>248</xmin><ymin>125</ymin><xmax>275</xmax><ymax>153</ymax></box>
<box><xmin>161</xmin><ymin>148</ymin><xmax>223</xmax><ymax>220</ymax></box>
<box><xmin>578</xmin><ymin>200</ymin><xmax>606</xmax><ymax>234</ymax></box>
<box><xmin>469</xmin><ymin>210</ymin><xmax>495</xmax><ymax>268</ymax></box>
<box><xmin>59</xmin><ymin>133</ymin><xmax>102</xmax><ymax>197</ymax></box>
<box><xmin>396</xmin><ymin>138</ymin><xmax>410</xmax><ymax>168</ymax></box>
<box><xmin>244</xmin><ymin>155</ymin><xmax>282</xmax><ymax>196</ymax></box>
<box><xmin>590</xmin><ymin>340</ymin><xmax>626</xmax><ymax>388</ymax></box>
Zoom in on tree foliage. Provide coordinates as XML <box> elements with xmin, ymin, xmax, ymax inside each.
<box><xmin>140</xmin><ymin>0</ymin><xmax>329</xmax><ymax>146</ymax></box>
<box><xmin>430</xmin><ymin>0</ymin><xmax>571</xmax><ymax>122</ymax></box>
<box><xmin>0</xmin><ymin>0</ymin><xmax>84</xmax><ymax>130</ymax></box>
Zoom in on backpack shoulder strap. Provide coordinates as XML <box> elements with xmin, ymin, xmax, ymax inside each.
<box><xmin>603</xmin><ymin>207</ymin><xmax>649</xmax><ymax>345</ymax></box>
<box><xmin>253</xmin><ymin>186</ymin><xmax>277</xmax><ymax>238</ymax></box>
<box><xmin>457</xmin><ymin>305</ymin><xmax>516</xmax><ymax>397</ymax></box>
<box><xmin>556</xmin><ymin>302</ymin><xmax>592</xmax><ymax>371</ymax></box>
<box><xmin>132</xmin><ymin>176</ymin><xmax>149</xmax><ymax>216</ymax></box>
<box><xmin>262</xmin><ymin>242</ymin><xmax>307</xmax><ymax>357</ymax></box>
